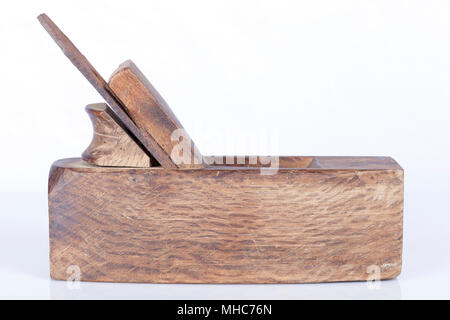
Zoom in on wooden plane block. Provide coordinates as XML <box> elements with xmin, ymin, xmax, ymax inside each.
<box><xmin>82</xmin><ymin>103</ymin><xmax>151</xmax><ymax>167</ymax></box>
<box><xmin>108</xmin><ymin>60</ymin><xmax>205</xmax><ymax>169</ymax></box>
<box><xmin>48</xmin><ymin>157</ymin><xmax>403</xmax><ymax>283</ymax></box>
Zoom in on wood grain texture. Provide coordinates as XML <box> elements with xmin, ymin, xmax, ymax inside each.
<box><xmin>108</xmin><ymin>60</ymin><xmax>205</xmax><ymax>169</ymax></box>
<box><xmin>82</xmin><ymin>103</ymin><xmax>151</xmax><ymax>167</ymax></box>
<box><xmin>37</xmin><ymin>14</ymin><xmax>171</xmax><ymax>168</ymax></box>
<box><xmin>48</xmin><ymin>157</ymin><xmax>403</xmax><ymax>283</ymax></box>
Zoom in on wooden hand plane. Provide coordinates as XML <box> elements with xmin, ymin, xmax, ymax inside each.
<box><xmin>41</xmin><ymin>14</ymin><xmax>403</xmax><ymax>284</ymax></box>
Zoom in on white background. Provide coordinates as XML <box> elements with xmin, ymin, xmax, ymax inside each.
<box><xmin>0</xmin><ymin>0</ymin><xmax>449</xmax><ymax>299</ymax></box>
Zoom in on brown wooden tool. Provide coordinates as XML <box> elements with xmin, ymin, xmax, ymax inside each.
<box><xmin>42</xmin><ymin>13</ymin><xmax>404</xmax><ymax>284</ymax></box>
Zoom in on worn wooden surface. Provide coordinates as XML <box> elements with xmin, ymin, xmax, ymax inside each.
<box><xmin>48</xmin><ymin>157</ymin><xmax>403</xmax><ymax>283</ymax></box>
<box><xmin>108</xmin><ymin>60</ymin><xmax>205</xmax><ymax>169</ymax></box>
<box><xmin>82</xmin><ymin>103</ymin><xmax>151</xmax><ymax>167</ymax></box>
<box><xmin>37</xmin><ymin>14</ymin><xmax>172</xmax><ymax>168</ymax></box>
